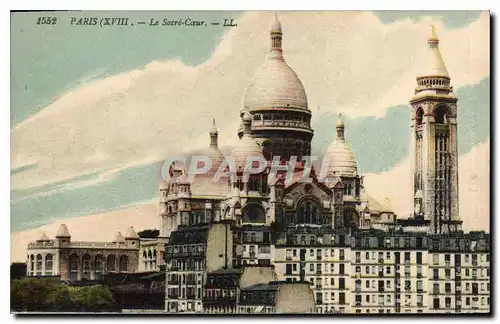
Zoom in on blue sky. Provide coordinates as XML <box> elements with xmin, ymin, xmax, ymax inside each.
<box><xmin>10</xmin><ymin>11</ymin><xmax>489</xmax><ymax>232</ymax></box>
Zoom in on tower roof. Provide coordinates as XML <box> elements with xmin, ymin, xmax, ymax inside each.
<box><xmin>270</xmin><ymin>12</ymin><xmax>282</xmax><ymax>32</ymax></box>
<box><xmin>243</xmin><ymin>13</ymin><xmax>308</xmax><ymax>112</ymax></box>
<box><xmin>419</xmin><ymin>25</ymin><xmax>449</xmax><ymax>78</ymax></box>
<box><xmin>56</xmin><ymin>224</ymin><xmax>71</xmax><ymax>238</ymax></box>
<box><xmin>125</xmin><ymin>226</ymin><xmax>140</xmax><ymax>239</ymax></box>
<box><xmin>114</xmin><ymin>231</ymin><xmax>125</xmax><ymax>243</ymax></box>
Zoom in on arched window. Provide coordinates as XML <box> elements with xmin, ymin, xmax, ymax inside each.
<box><xmin>82</xmin><ymin>254</ymin><xmax>92</xmax><ymax>280</ymax></box>
<box><xmin>107</xmin><ymin>255</ymin><xmax>116</xmax><ymax>273</ymax></box>
<box><xmin>434</xmin><ymin>106</ymin><xmax>448</xmax><ymax>124</ymax></box>
<box><xmin>119</xmin><ymin>255</ymin><xmax>128</xmax><ymax>273</ymax></box>
<box><xmin>242</xmin><ymin>204</ymin><xmax>266</xmax><ymax>223</ymax></box>
<box><xmin>45</xmin><ymin>254</ymin><xmax>53</xmax><ymax>275</ymax></box>
<box><xmin>95</xmin><ymin>255</ymin><xmax>104</xmax><ymax>280</ymax></box>
<box><xmin>415</xmin><ymin>108</ymin><xmax>424</xmax><ymax>125</ymax></box>
<box><xmin>36</xmin><ymin>254</ymin><xmax>43</xmax><ymax>276</ymax></box>
<box><xmin>29</xmin><ymin>254</ymin><xmax>35</xmax><ymax>273</ymax></box>
<box><xmin>143</xmin><ymin>251</ymin><xmax>147</xmax><ymax>260</ymax></box>
<box><xmin>147</xmin><ymin>250</ymin><xmax>153</xmax><ymax>268</ymax></box>
<box><xmin>69</xmin><ymin>254</ymin><xmax>79</xmax><ymax>281</ymax></box>
<box><xmin>296</xmin><ymin>198</ymin><xmax>321</xmax><ymax>225</ymax></box>
<box><xmin>344</xmin><ymin>208</ymin><xmax>359</xmax><ymax>230</ymax></box>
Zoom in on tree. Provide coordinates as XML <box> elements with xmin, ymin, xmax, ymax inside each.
<box><xmin>137</xmin><ymin>228</ymin><xmax>160</xmax><ymax>239</ymax></box>
<box><xmin>11</xmin><ymin>278</ymin><xmax>119</xmax><ymax>312</ymax></box>
<box><xmin>10</xmin><ymin>263</ymin><xmax>27</xmax><ymax>280</ymax></box>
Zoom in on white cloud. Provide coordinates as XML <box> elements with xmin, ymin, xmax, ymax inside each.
<box><xmin>11</xmin><ymin>11</ymin><xmax>490</xmax><ymax>190</ymax></box>
<box><xmin>363</xmin><ymin>139</ymin><xmax>490</xmax><ymax>232</ymax></box>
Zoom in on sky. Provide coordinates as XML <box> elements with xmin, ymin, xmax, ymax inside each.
<box><xmin>10</xmin><ymin>11</ymin><xmax>490</xmax><ymax>247</ymax></box>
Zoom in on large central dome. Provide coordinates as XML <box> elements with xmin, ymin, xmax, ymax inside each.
<box><xmin>238</xmin><ymin>13</ymin><xmax>313</xmax><ymax>161</ymax></box>
<box><xmin>243</xmin><ymin>59</ymin><xmax>308</xmax><ymax>111</ymax></box>
<box><xmin>242</xmin><ymin>14</ymin><xmax>308</xmax><ymax>112</ymax></box>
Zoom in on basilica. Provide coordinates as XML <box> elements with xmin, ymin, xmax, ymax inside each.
<box><xmin>25</xmin><ymin>14</ymin><xmax>490</xmax><ymax>314</ymax></box>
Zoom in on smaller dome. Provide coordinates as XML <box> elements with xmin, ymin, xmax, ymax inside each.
<box><xmin>325</xmin><ymin>116</ymin><xmax>358</xmax><ymax>176</ymax></box>
<box><xmin>325</xmin><ymin>141</ymin><xmax>358</xmax><ymax>176</ymax></box>
<box><xmin>202</xmin><ymin>147</ymin><xmax>224</xmax><ymax>172</ymax></box>
<box><xmin>231</xmin><ymin>113</ymin><xmax>265</xmax><ymax>170</ymax></box>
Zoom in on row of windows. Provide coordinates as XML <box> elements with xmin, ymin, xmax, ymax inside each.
<box><xmin>285</xmin><ymin>248</ymin><xmax>346</xmax><ymax>259</ymax></box>
<box><xmin>431</xmin><ymin>253</ymin><xmax>489</xmax><ymax>265</ymax></box>
<box><xmin>354</xmin><ymin>264</ymin><xmax>421</xmax><ymax>277</ymax></box>
<box><xmin>432</xmin><ymin>296</ymin><xmax>489</xmax><ymax>309</ymax></box>
<box><xmin>170</xmin><ymin>259</ymin><xmax>205</xmax><ymax>271</ymax></box>
<box><xmin>285</xmin><ymin>263</ymin><xmax>346</xmax><ymax>275</ymax></box>
<box><xmin>354</xmin><ymin>293</ymin><xmax>424</xmax><ymax>306</ymax></box>
<box><xmin>355</xmin><ymin>251</ymin><xmax>418</xmax><ymax>262</ymax></box>
<box><xmin>432</xmin><ymin>282</ymin><xmax>489</xmax><ymax>294</ymax></box>
<box><xmin>28</xmin><ymin>254</ymin><xmax>53</xmax><ymax>274</ymax></box>
<box><xmin>355</xmin><ymin>279</ymin><xmax>423</xmax><ymax>292</ymax></box>
<box><xmin>432</xmin><ymin>267</ymin><xmax>489</xmax><ymax>279</ymax></box>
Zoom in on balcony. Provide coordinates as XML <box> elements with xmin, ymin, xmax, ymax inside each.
<box><xmin>168</xmin><ymin>294</ymin><xmax>179</xmax><ymax>299</ymax></box>
<box><xmin>378</xmin><ymin>259</ymin><xmax>384</xmax><ymax>264</ymax></box>
<box><xmin>316</xmin><ymin>270</ymin><xmax>322</xmax><ymax>276</ymax></box>
<box><xmin>168</xmin><ymin>280</ymin><xmax>180</xmax><ymax>285</ymax></box>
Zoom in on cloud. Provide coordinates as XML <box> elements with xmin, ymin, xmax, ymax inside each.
<box><xmin>363</xmin><ymin>139</ymin><xmax>490</xmax><ymax>232</ymax></box>
<box><xmin>11</xmin><ymin>11</ymin><xmax>490</xmax><ymax>191</ymax></box>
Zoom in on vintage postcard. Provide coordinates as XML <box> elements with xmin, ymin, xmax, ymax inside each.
<box><xmin>10</xmin><ymin>10</ymin><xmax>490</xmax><ymax>314</ymax></box>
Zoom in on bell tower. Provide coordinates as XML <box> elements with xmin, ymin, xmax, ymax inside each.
<box><xmin>409</xmin><ymin>26</ymin><xmax>462</xmax><ymax>234</ymax></box>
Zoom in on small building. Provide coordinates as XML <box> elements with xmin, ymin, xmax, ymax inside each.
<box><xmin>238</xmin><ymin>281</ymin><xmax>315</xmax><ymax>314</ymax></box>
<box><xmin>26</xmin><ymin>224</ymin><xmax>140</xmax><ymax>281</ymax></box>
